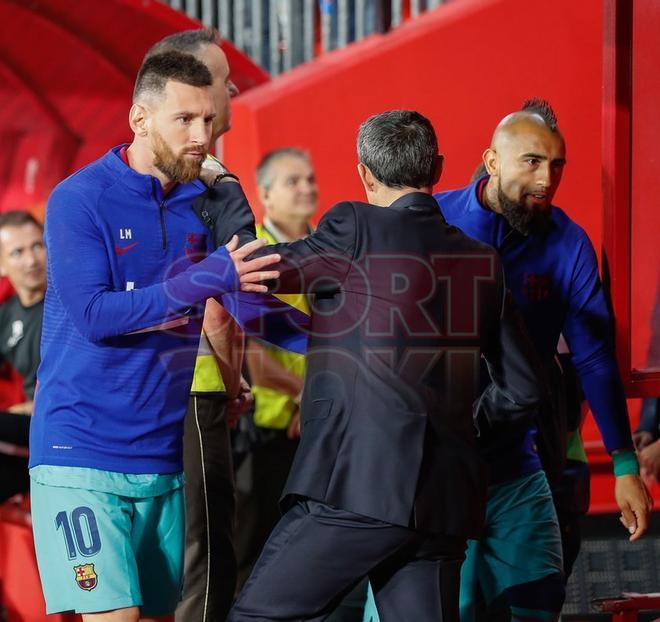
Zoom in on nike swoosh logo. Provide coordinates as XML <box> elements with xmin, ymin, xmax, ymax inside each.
<box><xmin>115</xmin><ymin>242</ymin><xmax>139</xmax><ymax>254</ymax></box>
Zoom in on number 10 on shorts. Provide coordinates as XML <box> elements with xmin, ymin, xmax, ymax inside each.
<box><xmin>55</xmin><ymin>506</ymin><xmax>102</xmax><ymax>559</ymax></box>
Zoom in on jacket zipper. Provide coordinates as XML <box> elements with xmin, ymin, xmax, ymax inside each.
<box><xmin>159</xmin><ymin>201</ymin><xmax>167</xmax><ymax>250</ymax></box>
<box><xmin>151</xmin><ymin>178</ymin><xmax>168</xmax><ymax>250</ymax></box>
<box><xmin>497</xmin><ymin>223</ymin><xmax>518</xmax><ymax>255</ymax></box>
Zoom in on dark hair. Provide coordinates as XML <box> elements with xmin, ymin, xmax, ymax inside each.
<box><xmin>256</xmin><ymin>147</ymin><xmax>311</xmax><ymax>189</ymax></box>
<box><xmin>0</xmin><ymin>210</ymin><xmax>42</xmax><ymax>233</ymax></box>
<box><xmin>521</xmin><ymin>98</ymin><xmax>558</xmax><ymax>131</ymax></box>
<box><xmin>146</xmin><ymin>28</ymin><xmax>221</xmax><ymax>58</ymax></box>
<box><xmin>357</xmin><ymin>110</ymin><xmax>438</xmax><ymax>189</ymax></box>
<box><xmin>133</xmin><ymin>51</ymin><xmax>212</xmax><ymax>102</ymax></box>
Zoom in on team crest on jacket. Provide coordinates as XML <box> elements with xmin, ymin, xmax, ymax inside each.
<box><xmin>523</xmin><ymin>273</ymin><xmax>552</xmax><ymax>302</ymax></box>
<box><xmin>184</xmin><ymin>232</ymin><xmax>207</xmax><ymax>261</ymax></box>
<box><xmin>74</xmin><ymin>564</ymin><xmax>98</xmax><ymax>591</ymax></box>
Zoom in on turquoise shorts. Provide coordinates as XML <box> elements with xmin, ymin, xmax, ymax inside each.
<box><xmin>30</xmin><ymin>466</ymin><xmax>185</xmax><ymax>616</ymax></box>
<box><xmin>460</xmin><ymin>470</ymin><xmax>563</xmax><ymax>621</ymax></box>
<box><xmin>363</xmin><ymin>471</ymin><xmax>562</xmax><ymax>622</ymax></box>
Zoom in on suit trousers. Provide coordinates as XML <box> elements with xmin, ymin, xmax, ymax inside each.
<box><xmin>229</xmin><ymin>499</ymin><xmax>465</xmax><ymax>622</ymax></box>
<box><xmin>175</xmin><ymin>394</ymin><xmax>237</xmax><ymax>622</ymax></box>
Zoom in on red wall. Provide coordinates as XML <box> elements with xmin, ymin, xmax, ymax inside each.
<box><xmin>630</xmin><ymin>1</ymin><xmax>660</xmax><ymax>374</ymax></box>
<box><xmin>225</xmin><ymin>0</ymin><xmax>604</xmax><ymax>254</ymax></box>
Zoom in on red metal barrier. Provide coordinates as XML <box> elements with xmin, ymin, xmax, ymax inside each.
<box><xmin>592</xmin><ymin>593</ymin><xmax>660</xmax><ymax>622</ymax></box>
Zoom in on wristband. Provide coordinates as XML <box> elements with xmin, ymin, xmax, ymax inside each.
<box><xmin>612</xmin><ymin>449</ymin><xmax>640</xmax><ymax>477</ymax></box>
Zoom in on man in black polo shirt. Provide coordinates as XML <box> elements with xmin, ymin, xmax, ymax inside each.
<box><xmin>0</xmin><ymin>210</ymin><xmax>46</xmax><ymax>501</ymax></box>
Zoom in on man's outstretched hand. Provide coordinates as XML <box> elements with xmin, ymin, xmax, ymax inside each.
<box><xmin>225</xmin><ymin>236</ymin><xmax>279</xmax><ymax>293</ymax></box>
<box><xmin>615</xmin><ymin>473</ymin><xmax>653</xmax><ymax>541</ymax></box>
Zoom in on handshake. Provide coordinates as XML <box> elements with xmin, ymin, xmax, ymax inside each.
<box><xmin>225</xmin><ymin>235</ymin><xmax>281</xmax><ymax>294</ymax></box>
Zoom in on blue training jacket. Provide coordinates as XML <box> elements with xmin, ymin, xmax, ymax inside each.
<box><xmin>435</xmin><ymin>179</ymin><xmax>633</xmax><ymax>480</ymax></box>
<box><xmin>30</xmin><ymin>146</ymin><xmax>243</xmax><ymax>474</ymax></box>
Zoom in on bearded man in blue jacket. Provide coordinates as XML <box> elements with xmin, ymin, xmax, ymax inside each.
<box><xmin>434</xmin><ymin>100</ymin><xmax>651</xmax><ymax>622</ymax></box>
<box><xmin>28</xmin><ymin>51</ymin><xmax>279</xmax><ymax>622</ymax></box>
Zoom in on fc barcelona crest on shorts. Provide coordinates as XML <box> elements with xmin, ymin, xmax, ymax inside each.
<box><xmin>74</xmin><ymin>564</ymin><xmax>98</xmax><ymax>591</ymax></box>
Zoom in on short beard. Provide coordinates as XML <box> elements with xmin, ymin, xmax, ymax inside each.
<box><xmin>498</xmin><ymin>187</ymin><xmax>552</xmax><ymax>236</ymax></box>
<box><xmin>152</xmin><ymin>130</ymin><xmax>205</xmax><ymax>184</ymax></box>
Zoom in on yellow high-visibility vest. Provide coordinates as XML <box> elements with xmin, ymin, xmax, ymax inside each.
<box><xmin>251</xmin><ymin>223</ymin><xmax>309</xmax><ymax>429</ymax></box>
<box><xmin>191</xmin><ymin>332</ymin><xmax>226</xmax><ymax>394</ymax></box>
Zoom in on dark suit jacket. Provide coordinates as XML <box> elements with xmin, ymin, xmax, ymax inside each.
<box><xmin>192</xmin><ymin>181</ymin><xmax>257</xmax><ymax>247</ymax></box>
<box><xmin>258</xmin><ymin>192</ymin><xmax>544</xmax><ymax>539</ymax></box>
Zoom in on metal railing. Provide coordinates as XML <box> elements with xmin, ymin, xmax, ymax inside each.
<box><xmin>161</xmin><ymin>0</ymin><xmax>447</xmax><ymax>75</ymax></box>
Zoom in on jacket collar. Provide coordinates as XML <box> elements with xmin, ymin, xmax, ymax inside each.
<box><xmin>102</xmin><ymin>145</ymin><xmax>204</xmax><ymax>202</ymax></box>
<box><xmin>388</xmin><ymin>192</ymin><xmax>444</xmax><ymax>220</ymax></box>
<box><xmin>102</xmin><ymin>145</ymin><xmax>157</xmax><ymax>199</ymax></box>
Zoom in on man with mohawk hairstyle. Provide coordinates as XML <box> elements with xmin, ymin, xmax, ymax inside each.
<box><xmin>428</xmin><ymin>99</ymin><xmax>652</xmax><ymax>622</ymax></box>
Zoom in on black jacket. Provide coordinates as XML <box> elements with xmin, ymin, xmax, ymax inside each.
<box><xmin>260</xmin><ymin>192</ymin><xmax>544</xmax><ymax>539</ymax></box>
<box><xmin>192</xmin><ymin>181</ymin><xmax>256</xmax><ymax>247</ymax></box>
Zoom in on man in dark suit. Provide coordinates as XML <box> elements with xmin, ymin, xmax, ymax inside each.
<box><xmin>229</xmin><ymin>110</ymin><xmax>546</xmax><ymax>622</ymax></box>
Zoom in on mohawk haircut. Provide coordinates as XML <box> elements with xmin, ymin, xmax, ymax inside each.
<box><xmin>133</xmin><ymin>51</ymin><xmax>212</xmax><ymax>102</ymax></box>
<box><xmin>521</xmin><ymin>98</ymin><xmax>558</xmax><ymax>131</ymax></box>
<box><xmin>146</xmin><ymin>28</ymin><xmax>221</xmax><ymax>58</ymax></box>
